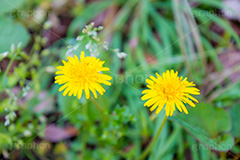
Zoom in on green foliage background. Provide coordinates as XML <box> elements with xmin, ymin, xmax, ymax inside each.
<box><xmin>0</xmin><ymin>0</ymin><xmax>240</xmax><ymax>159</ymax></box>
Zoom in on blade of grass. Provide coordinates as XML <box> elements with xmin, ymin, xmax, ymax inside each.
<box><xmin>172</xmin><ymin>0</ymin><xmax>192</xmax><ymax>76</ymax></box>
<box><xmin>67</xmin><ymin>0</ymin><xmax>111</xmax><ymax>36</ymax></box>
<box><xmin>183</xmin><ymin>0</ymin><xmax>207</xmax><ymax>74</ymax></box>
<box><xmin>187</xmin><ymin>135</ymin><xmax>200</xmax><ymax>160</ymax></box>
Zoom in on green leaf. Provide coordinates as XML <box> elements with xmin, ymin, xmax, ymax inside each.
<box><xmin>229</xmin><ymin>103</ymin><xmax>240</xmax><ymax>138</ymax></box>
<box><xmin>57</xmin><ymin>91</ymin><xmax>86</xmax><ymax>128</ymax></box>
<box><xmin>0</xmin><ymin>0</ymin><xmax>26</xmax><ymax>15</ymax></box>
<box><xmin>171</xmin><ymin>103</ymin><xmax>234</xmax><ymax>151</ymax></box>
<box><xmin>0</xmin><ymin>17</ymin><xmax>30</xmax><ymax>52</ymax></box>
<box><xmin>0</xmin><ymin>125</ymin><xmax>12</xmax><ymax>149</ymax></box>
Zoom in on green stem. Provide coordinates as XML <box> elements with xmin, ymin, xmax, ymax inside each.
<box><xmin>220</xmin><ymin>152</ymin><xmax>226</xmax><ymax>160</ymax></box>
<box><xmin>0</xmin><ymin>53</ymin><xmax>17</xmax><ymax>93</ymax></box>
<box><xmin>137</xmin><ymin>115</ymin><xmax>168</xmax><ymax>160</ymax></box>
<box><xmin>90</xmin><ymin>98</ymin><xmax>108</xmax><ymax>121</ymax></box>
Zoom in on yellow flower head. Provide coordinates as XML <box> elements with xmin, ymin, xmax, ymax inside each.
<box><xmin>141</xmin><ymin>70</ymin><xmax>200</xmax><ymax>116</ymax></box>
<box><xmin>55</xmin><ymin>51</ymin><xmax>112</xmax><ymax>99</ymax></box>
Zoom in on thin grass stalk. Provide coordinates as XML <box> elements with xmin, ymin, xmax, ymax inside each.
<box><xmin>137</xmin><ymin>115</ymin><xmax>168</xmax><ymax>160</ymax></box>
<box><xmin>0</xmin><ymin>53</ymin><xmax>17</xmax><ymax>93</ymax></box>
<box><xmin>183</xmin><ymin>0</ymin><xmax>207</xmax><ymax>74</ymax></box>
<box><xmin>172</xmin><ymin>0</ymin><xmax>192</xmax><ymax>76</ymax></box>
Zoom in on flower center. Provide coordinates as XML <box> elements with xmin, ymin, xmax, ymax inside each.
<box><xmin>68</xmin><ymin>64</ymin><xmax>98</xmax><ymax>84</ymax></box>
<box><xmin>157</xmin><ymin>82</ymin><xmax>182</xmax><ymax>101</ymax></box>
<box><xmin>163</xmin><ymin>87</ymin><xmax>177</xmax><ymax>100</ymax></box>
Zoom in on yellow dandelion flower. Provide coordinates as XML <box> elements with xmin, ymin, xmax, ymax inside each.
<box><xmin>141</xmin><ymin>70</ymin><xmax>200</xmax><ymax>116</ymax></box>
<box><xmin>55</xmin><ymin>51</ymin><xmax>112</xmax><ymax>99</ymax></box>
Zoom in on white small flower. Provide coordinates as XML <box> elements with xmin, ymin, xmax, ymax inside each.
<box><xmin>90</xmin><ymin>51</ymin><xmax>99</xmax><ymax>57</ymax></box>
<box><xmin>66</xmin><ymin>48</ymin><xmax>74</xmax><ymax>57</ymax></box>
<box><xmin>0</xmin><ymin>52</ymin><xmax>9</xmax><ymax>60</ymax></box>
<box><xmin>45</xmin><ymin>66</ymin><xmax>55</xmax><ymax>73</ymax></box>
<box><xmin>66</xmin><ymin>44</ymin><xmax>79</xmax><ymax>58</ymax></box>
<box><xmin>85</xmin><ymin>41</ymin><xmax>91</xmax><ymax>50</ymax></box>
<box><xmin>24</xmin><ymin>130</ymin><xmax>32</xmax><ymax>137</ymax></box>
<box><xmin>34</xmin><ymin>8</ymin><xmax>46</xmax><ymax>23</ymax></box>
<box><xmin>28</xmin><ymin>123</ymin><xmax>34</xmax><ymax>129</ymax></box>
<box><xmin>103</xmin><ymin>41</ymin><xmax>109</xmax><ymax>50</ymax></box>
<box><xmin>39</xmin><ymin>115</ymin><xmax>46</xmax><ymax>122</ymax></box>
<box><xmin>73</xmin><ymin>44</ymin><xmax>79</xmax><ymax>51</ymax></box>
<box><xmin>117</xmin><ymin>52</ymin><xmax>127</xmax><ymax>59</ymax></box>
<box><xmin>82</xmin><ymin>28</ymin><xmax>87</xmax><ymax>33</ymax></box>
<box><xmin>97</xmin><ymin>26</ymin><xmax>103</xmax><ymax>31</ymax></box>
<box><xmin>22</xmin><ymin>85</ymin><xmax>30</xmax><ymax>97</ymax></box>
<box><xmin>11</xmin><ymin>112</ymin><xmax>16</xmax><ymax>118</ymax></box>
<box><xmin>88</xmin><ymin>31</ymin><xmax>97</xmax><ymax>37</ymax></box>
<box><xmin>4</xmin><ymin>119</ymin><xmax>10</xmax><ymax>126</ymax></box>
<box><xmin>114</xmin><ymin>49</ymin><xmax>120</xmax><ymax>53</ymax></box>
<box><xmin>76</xmin><ymin>36</ymin><xmax>84</xmax><ymax>41</ymax></box>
